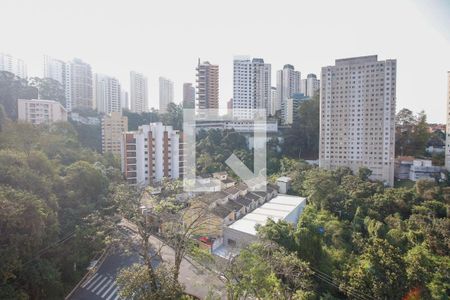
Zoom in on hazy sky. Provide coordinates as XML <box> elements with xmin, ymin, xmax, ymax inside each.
<box><xmin>1</xmin><ymin>0</ymin><xmax>449</xmax><ymax>122</ymax></box>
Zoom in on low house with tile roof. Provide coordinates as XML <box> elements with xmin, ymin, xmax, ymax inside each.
<box><xmin>245</xmin><ymin>192</ymin><xmax>264</xmax><ymax>208</ymax></box>
<box><xmin>232</xmin><ymin>195</ymin><xmax>256</xmax><ymax>213</ymax></box>
<box><xmin>223</xmin><ymin>186</ymin><xmax>240</xmax><ymax>199</ymax></box>
<box><xmin>184</xmin><ymin>179</ymin><xmax>280</xmax><ymax>249</ymax></box>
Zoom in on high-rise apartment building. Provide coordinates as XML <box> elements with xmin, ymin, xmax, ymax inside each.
<box><xmin>445</xmin><ymin>72</ymin><xmax>450</xmax><ymax>170</ymax></box>
<box><xmin>121</xmin><ymin>122</ymin><xmax>183</xmax><ymax>185</ymax></box>
<box><xmin>285</xmin><ymin>93</ymin><xmax>310</xmax><ymax>125</ymax></box>
<box><xmin>43</xmin><ymin>55</ymin><xmax>66</xmax><ymax>84</ymax></box>
<box><xmin>0</xmin><ymin>53</ymin><xmax>27</xmax><ymax>78</ymax></box>
<box><xmin>121</xmin><ymin>89</ymin><xmax>129</xmax><ymax>110</ymax></box>
<box><xmin>65</xmin><ymin>58</ymin><xmax>93</xmax><ymax>111</ymax></box>
<box><xmin>300</xmin><ymin>73</ymin><xmax>320</xmax><ymax>97</ymax></box>
<box><xmin>277</xmin><ymin>64</ymin><xmax>300</xmax><ymax>123</ymax></box>
<box><xmin>196</xmin><ymin>60</ymin><xmax>219</xmax><ymax>110</ymax></box>
<box><xmin>18</xmin><ymin>99</ymin><xmax>67</xmax><ymax>124</ymax></box>
<box><xmin>227</xmin><ymin>98</ymin><xmax>233</xmax><ymax>116</ymax></box>
<box><xmin>130</xmin><ymin>71</ymin><xmax>148</xmax><ymax>113</ymax></box>
<box><xmin>94</xmin><ymin>74</ymin><xmax>121</xmax><ymax>114</ymax></box>
<box><xmin>183</xmin><ymin>82</ymin><xmax>195</xmax><ymax>109</ymax></box>
<box><xmin>159</xmin><ymin>77</ymin><xmax>174</xmax><ymax>113</ymax></box>
<box><xmin>319</xmin><ymin>55</ymin><xmax>396</xmax><ymax>186</ymax></box>
<box><xmin>43</xmin><ymin>56</ymin><xmax>93</xmax><ymax>112</ymax></box>
<box><xmin>102</xmin><ymin>112</ymin><xmax>128</xmax><ymax>156</ymax></box>
<box><xmin>233</xmin><ymin>57</ymin><xmax>271</xmax><ymax>119</ymax></box>
<box><xmin>269</xmin><ymin>87</ymin><xmax>278</xmax><ymax>116</ymax></box>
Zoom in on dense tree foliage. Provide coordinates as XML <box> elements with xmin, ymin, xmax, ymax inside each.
<box><xmin>116</xmin><ymin>263</ymin><xmax>184</xmax><ymax>300</ymax></box>
<box><xmin>123</xmin><ymin>103</ymin><xmax>182</xmax><ymax>131</ymax></box>
<box><xmin>69</xmin><ymin>120</ymin><xmax>102</xmax><ymax>152</ymax></box>
<box><xmin>0</xmin><ymin>71</ymin><xmax>38</xmax><ymax>119</ymax></box>
<box><xmin>196</xmin><ymin>129</ymin><xmax>283</xmax><ymax>176</ymax></box>
<box><xmin>0</xmin><ymin>116</ymin><xmax>122</xmax><ymax>298</ymax></box>
<box><xmin>123</xmin><ymin>109</ymin><xmax>160</xmax><ymax>131</ymax></box>
<box><xmin>161</xmin><ymin>103</ymin><xmax>183</xmax><ymax>130</ymax></box>
<box><xmin>65</xmin><ymin>107</ymin><xmax>102</xmax><ymax>152</ymax></box>
<box><xmin>223</xmin><ymin>242</ymin><xmax>315</xmax><ymax>300</ymax></box>
<box><xmin>396</xmin><ymin>108</ymin><xmax>431</xmax><ymax>157</ymax></box>
<box><xmin>196</xmin><ymin>129</ymin><xmax>252</xmax><ymax>175</ymax></box>
<box><xmin>256</xmin><ymin>165</ymin><xmax>449</xmax><ymax>299</ymax></box>
<box><xmin>282</xmin><ymin>94</ymin><xmax>319</xmax><ymax>159</ymax></box>
<box><xmin>29</xmin><ymin>77</ymin><xmax>66</xmax><ymax>107</ymax></box>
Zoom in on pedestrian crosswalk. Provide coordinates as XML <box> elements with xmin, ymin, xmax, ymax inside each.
<box><xmin>81</xmin><ymin>273</ymin><xmax>121</xmax><ymax>300</ymax></box>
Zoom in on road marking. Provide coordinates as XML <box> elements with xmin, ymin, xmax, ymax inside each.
<box><xmin>81</xmin><ymin>273</ymin><xmax>98</xmax><ymax>288</ymax></box>
<box><xmin>105</xmin><ymin>286</ymin><xmax>119</xmax><ymax>300</ymax></box>
<box><xmin>96</xmin><ymin>278</ymin><xmax>112</xmax><ymax>295</ymax></box>
<box><xmin>101</xmin><ymin>281</ymin><xmax>116</xmax><ymax>298</ymax></box>
<box><xmin>85</xmin><ymin>274</ymin><xmax>103</xmax><ymax>290</ymax></box>
<box><xmin>113</xmin><ymin>294</ymin><xmax>120</xmax><ymax>300</ymax></box>
<box><xmin>90</xmin><ymin>276</ymin><xmax>108</xmax><ymax>293</ymax></box>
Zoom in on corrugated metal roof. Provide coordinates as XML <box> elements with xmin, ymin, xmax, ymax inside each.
<box><xmin>227</xmin><ymin>195</ymin><xmax>306</xmax><ymax>236</ymax></box>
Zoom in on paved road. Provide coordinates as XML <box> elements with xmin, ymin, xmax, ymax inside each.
<box><xmin>69</xmin><ymin>250</ymin><xmax>140</xmax><ymax>300</ymax></box>
<box><xmin>68</xmin><ymin>223</ymin><xmax>225</xmax><ymax>299</ymax></box>
<box><xmin>68</xmin><ymin>226</ymin><xmax>151</xmax><ymax>300</ymax></box>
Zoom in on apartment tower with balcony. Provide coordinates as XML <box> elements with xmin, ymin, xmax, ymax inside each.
<box><xmin>121</xmin><ymin>122</ymin><xmax>183</xmax><ymax>185</ymax></box>
<box><xmin>319</xmin><ymin>55</ymin><xmax>396</xmax><ymax>186</ymax></box>
<box><xmin>196</xmin><ymin>60</ymin><xmax>219</xmax><ymax>110</ymax></box>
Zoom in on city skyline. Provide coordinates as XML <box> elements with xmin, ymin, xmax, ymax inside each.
<box><xmin>1</xmin><ymin>1</ymin><xmax>449</xmax><ymax>299</ymax></box>
<box><xmin>0</xmin><ymin>0</ymin><xmax>449</xmax><ymax>121</ymax></box>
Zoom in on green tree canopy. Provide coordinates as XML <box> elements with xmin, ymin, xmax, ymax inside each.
<box><xmin>282</xmin><ymin>94</ymin><xmax>319</xmax><ymax>159</ymax></box>
<box><xmin>29</xmin><ymin>77</ymin><xmax>65</xmax><ymax>107</ymax></box>
<box><xmin>0</xmin><ymin>71</ymin><xmax>38</xmax><ymax>119</ymax></box>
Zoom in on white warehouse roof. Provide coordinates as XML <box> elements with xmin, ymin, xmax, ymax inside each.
<box><xmin>227</xmin><ymin>194</ymin><xmax>306</xmax><ymax>236</ymax></box>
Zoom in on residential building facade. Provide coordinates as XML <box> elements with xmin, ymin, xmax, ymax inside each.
<box><xmin>227</xmin><ymin>98</ymin><xmax>233</xmax><ymax>116</ymax></box>
<box><xmin>94</xmin><ymin>74</ymin><xmax>121</xmax><ymax>114</ymax></box>
<box><xmin>159</xmin><ymin>77</ymin><xmax>174</xmax><ymax>113</ymax></box>
<box><xmin>233</xmin><ymin>57</ymin><xmax>271</xmax><ymax>119</ymax></box>
<box><xmin>269</xmin><ymin>87</ymin><xmax>278</xmax><ymax>116</ymax></box>
<box><xmin>18</xmin><ymin>99</ymin><xmax>67</xmax><ymax>124</ymax></box>
<box><xmin>121</xmin><ymin>89</ymin><xmax>129</xmax><ymax>110</ymax></box>
<box><xmin>284</xmin><ymin>93</ymin><xmax>310</xmax><ymax>125</ymax></box>
<box><xmin>300</xmin><ymin>73</ymin><xmax>320</xmax><ymax>97</ymax></box>
<box><xmin>395</xmin><ymin>157</ymin><xmax>443</xmax><ymax>181</ymax></box>
<box><xmin>102</xmin><ymin>112</ymin><xmax>128</xmax><ymax>156</ymax></box>
<box><xmin>43</xmin><ymin>55</ymin><xmax>65</xmax><ymax>84</ymax></box>
<box><xmin>196</xmin><ymin>60</ymin><xmax>219</xmax><ymax>110</ymax></box>
<box><xmin>0</xmin><ymin>53</ymin><xmax>27</xmax><ymax>78</ymax></box>
<box><xmin>130</xmin><ymin>71</ymin><xmax>148</xmax><ymax>113</ymax></box>
<box><xmin>277</xmin><ymin>64</ymin><xmax>300</xmax><ymax>123</ymax></box>
<box><xmin>319</xmin><ymin>55</ymin><xmax>396</xmax><ymax>186</ymax></box>
<box><xmin>183</xmin><ymin>82</ymin><xmax>195</xmax><ymax>109</ymax></box>
<box><xmin>121</xmin><ymin>122</ymin><xmax>183</xmax><ymax>185</ymax></box>
<box><xmin>65</xmin><ymin>58</ymin><xmax>93</xmax><ymax>111</ymax></box>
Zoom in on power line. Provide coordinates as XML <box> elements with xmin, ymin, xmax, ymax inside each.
<box><xmin>14</xmin><ymin>230</ymin><xmax>76</xmax><ymax>270</ymax></box>
<box><xmin>0</xmin><ymin>230</ymin><xmax>77</xmax><ymax>288</ymax></box>
<box><xmin>311</xmin><ymin>271</ymin><xmax>370</xmax><ymax>300</ymax></box>
<box><xmin>310</xmin><ymin>265</ymin><xmax>374</xmax><ymax>300</ymax></box>
<box><xmin>308</xmin><ymin>265</ymin><xmax>375</xmax><ymax>300</ymax></box>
